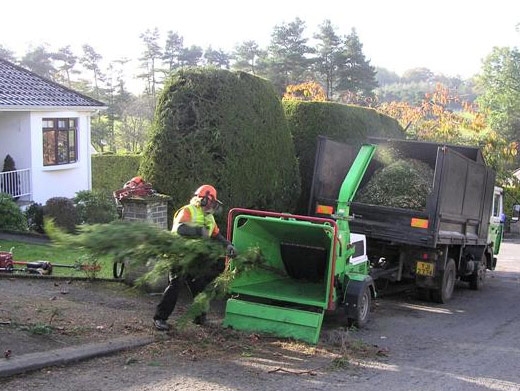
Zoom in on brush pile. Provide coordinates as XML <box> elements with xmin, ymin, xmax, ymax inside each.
<box><xmin>356</xmin><ymin>158</ymin><xmax>434</xmax><ymax>210</ymax></box>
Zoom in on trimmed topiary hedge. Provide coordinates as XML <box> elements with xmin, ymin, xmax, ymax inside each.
<box><xmin>91</xmin><ymin>154</ymin><xmax>142</xmax><ymax>194</ymax></box>
<box><xmin>283</xmin><ymin>101</ymin><xmax>405</xmax><ymax>213</ymax></box>
<box><xmin>139</xmin><ymin>67</ymin><xmax>301</xmax><ymax>229</ymax></box>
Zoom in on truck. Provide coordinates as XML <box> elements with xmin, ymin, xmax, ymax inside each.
<box><xmin>222</xmin><ymin>136</ymin><xmax>505</xmax><ymax>344</ymax></box>
<box><xmin>309</xmin><ymin>136</ymin><xmax>504</xmax><ymax>303</ymax></box>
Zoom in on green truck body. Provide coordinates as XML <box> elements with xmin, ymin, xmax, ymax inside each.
<box><xmin>222</xmin><ymin>136</ymin><xmax>505</xmax><ymax>344</ymax></box>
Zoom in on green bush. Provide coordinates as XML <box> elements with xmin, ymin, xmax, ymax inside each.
<box><xmin>91</xmin><ymin>154</ymin><xmax>142</xmax><ymax>194</ymax></box>
<box><xmin>25</xmin><ymin>202</ymin><xmax>44</xmax><ymax>233</ymax></box>
<box><xmin>43</xmin><ymin>197</ymin><xmax>78</xmax><ymax>233</ymax></box>
<box><xmin>283</xmin><ymin>101</ymin><xmax>405</xmax><ymax>213</ymax></box>
<box><xmin>0</xmin><ymin>192</ymin><xmax>27</xmax><ymax>231</ymax></box>
<box><xmin>74</xmin><ymin>190</ymin><xmax>119</xmax><ymax>225</ymax></box>
<box><xmin>1</xmin><ymin>154</ymin><xmax>20</xmax><ymax>200</ymax></box>
<box><xmin>139</xmin><ymin>67</ymin><xmax>301</xmax><ymax>229</ymax></box>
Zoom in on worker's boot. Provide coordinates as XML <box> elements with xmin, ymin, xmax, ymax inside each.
<box><xmin>153</xmin><ymin>318</ymin><xmax>170</xmax><ymax>331</ymax></box>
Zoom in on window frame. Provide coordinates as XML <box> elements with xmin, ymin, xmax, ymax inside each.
<box><xmin>42</xmin><ymin>118</ymin><xmax>78</xmax><ymax>166</ymax></box>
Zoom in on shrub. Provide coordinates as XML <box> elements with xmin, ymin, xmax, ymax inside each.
<box><xmin>73</xmin><ymin>190</ymin><xmax>118</xmax><ymax>225</ymax></box>
<box><xmin>43</xmin><ymin>197</ymin><xmax>77</xmax><ymax>233</ymax></box>
<box><xmin>25</xmin><ymin>202</ymin><xmax>44</xmax><ymax>233</ymax></box>
<box><xmin>0</xmin><ymin>192</ymin><xmax>27</xmax><ymax>231</ymax></box>
<box><xmin>1</xmin><ymin>154</ymin><xmax>20</xmax><ymax>200</ymax></box>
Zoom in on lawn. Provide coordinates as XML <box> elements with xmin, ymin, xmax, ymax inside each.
<box><xmin>0</xmin><ymin>239</ymin><xmax>115</xmax><ymax>279</ymax></box>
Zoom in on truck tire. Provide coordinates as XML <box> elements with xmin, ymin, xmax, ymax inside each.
<box><xmin>469</xmin><ymin>256</ymin><xmax>486</xmax><ymax>290</ymax></box>
<box><xmin>348</xmin><ymin>285</ymin><xmax>372</xmax><ymax>328</ymax></box>
<box><xmin>432</xmin><ymin>258</ymin><xmax>456</xmax><ymax>303</ymax></box>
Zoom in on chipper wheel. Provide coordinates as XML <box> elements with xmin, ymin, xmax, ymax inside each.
<box><xmin>346</xmin><ymin>283</ymin><xmax>372</xmax><ymax>328</ymax></box>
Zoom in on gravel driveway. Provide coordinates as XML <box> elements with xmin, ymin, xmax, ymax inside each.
<box><xmin>1</xmin><ymin>238</ymin><xmax>519</xmax><ymax>391</ymax></box>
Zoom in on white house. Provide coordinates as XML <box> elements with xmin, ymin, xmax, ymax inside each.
<box><xmin>0</xmin><ymin>58</ymin><xmax>106</xmax><ymax>205</ymax></box>
<box><xmin>514</xmin><ymin>168</ymin><xmax>520</xmax><ymax>182</ymax></box>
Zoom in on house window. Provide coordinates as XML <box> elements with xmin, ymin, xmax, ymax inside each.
<box><xmin>43</xmin><ymin>118</ymin><xmax>78</xmax><ymax>166</ymax></box>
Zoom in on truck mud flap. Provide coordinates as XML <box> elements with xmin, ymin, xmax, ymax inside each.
<box><xmin>223</xmin><ymin>298</ymin><xmax>324</xmax><ymax>345</ymax></box>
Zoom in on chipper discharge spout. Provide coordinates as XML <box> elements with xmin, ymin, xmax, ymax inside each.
<box><xmin>223</xmin><ymin>144</ymin><xmax>376</xmax><ymax>344</ymax></box>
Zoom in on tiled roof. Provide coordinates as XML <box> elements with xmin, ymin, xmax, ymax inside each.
<box><xmin>0</xmin><ymin>58</ymin><xmax>105</xmax><ymax>108</ymax></box>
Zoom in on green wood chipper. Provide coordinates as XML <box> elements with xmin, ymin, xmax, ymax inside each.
<box><xmin>222</xmin><ymin>144</ymin><xmax>376</xmax><ymax>344</ymax></box>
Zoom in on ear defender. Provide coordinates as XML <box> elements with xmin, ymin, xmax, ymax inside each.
<box><xmin>200</xmin><ymin>191</ymin><xmax>210</xmax><ymax>207</ymax></box>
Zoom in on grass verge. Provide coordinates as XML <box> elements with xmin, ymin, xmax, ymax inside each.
<box><xmin>0</xmin><ymin>239</ymin><xmax>114</xmax><ymax>279</ymax></box>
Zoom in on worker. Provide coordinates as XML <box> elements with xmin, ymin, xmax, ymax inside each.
<box><xmin>153</xmin><ymin>184</ymin><xmax>235</xmax><ymax>331</ymax></box>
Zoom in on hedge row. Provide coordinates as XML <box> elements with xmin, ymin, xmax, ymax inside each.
<box><xmin>92</xmin><ymin>68</ymin><xmax>404</xmax><ymax>227</ymax></box>
<box><xmin>139</xmin><ymin>68</ymin><xmax>301</xmax><ymax>229</ymax></box>
<box><xmin>283</xmin><ymin>101</ymin><xmax>404</xmax><ymax>213</ymax></box>
<box><xmin>91</xmin><ymin>154</ymin><xmax>141</xmax><ymax>195</ymax></box>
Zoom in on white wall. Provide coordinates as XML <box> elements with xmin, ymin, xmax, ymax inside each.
<box><xmin>28</xmin><ymin>111</ymin><xmax>93</xmax><ymax>204</ymax></box>
<box><xmin>0</xmin><ymin>112</ymin><xmax>32</xmax><ymax>170</ymax></box>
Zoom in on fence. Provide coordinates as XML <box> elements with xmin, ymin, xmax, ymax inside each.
<box><xmin>0</xmin><ymin>169</ymin><xmax>31</xmax><ymax>199</ymax></box>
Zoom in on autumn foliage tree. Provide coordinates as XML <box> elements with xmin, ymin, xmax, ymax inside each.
<box><xmin>282</xmin><ymin>81</ymin><xmax>327</xmax><ymax>102</ymax></box>
<box><xmin>377</xmin><ymin>83</ymin><xmax>517</xmax><ymax>184</ymax></box>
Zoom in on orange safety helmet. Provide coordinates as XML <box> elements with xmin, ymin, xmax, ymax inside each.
<box><xmin>194</xmin><ymin>184</ymin><xmax>222</xmax><ymax>206</ymax></box>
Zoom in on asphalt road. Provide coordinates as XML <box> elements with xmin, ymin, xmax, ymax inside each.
<box><xmin>2</xmin><ymin>238</ymin><xmax>520</xmax><ymax>391</ymax></box>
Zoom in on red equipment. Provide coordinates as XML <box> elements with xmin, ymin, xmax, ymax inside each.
<box><xmin>0</xmin><ymin>251</ymin><xmax>100</xmax><ymax>276</ymax></box>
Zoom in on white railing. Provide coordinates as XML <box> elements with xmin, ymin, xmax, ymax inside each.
<box><xmin>0</xmin><ymin>168</ymin><xmax>31</xmax><ymax>199</ymax></box>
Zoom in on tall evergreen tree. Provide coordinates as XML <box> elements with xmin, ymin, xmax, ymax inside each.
<box><xmin>179</xmin><ymin>45</ymin><xmax>204</xmax><ymax>67</ymax></box>
<box><xmin>265</xmin><ymin>17</ymin><xmax>315</xmax><ymax>94</ymax></box>
<box><xmin>21</xmin><ymin>44</ymin><xmax>56</xmax><ymax>80</ymax></box>
<box><xmin>231</xmin><ymin>40</ymin><xmax>265</xmax><ymax>75</ymax></box>
<box><xmin>204</xmin><ymin>46</ymin><xmax>230</xmax><ymax>69</ymax></box>
<box><xmin>0</xmin><ymin>44</ymin><xmax>16</xmax><ymax>62</ymax></box>
<box><xmin>163</xmin><ymin>31</ymin><xmax>184</xmax><ymax>73</ymax></box>
<box><xmin>313</xmin><ymin>19</ymin><xmax>343</xmax><ymax>100</ymax></box>
<box><xmin>80</xmin><ymin>44</ymin><xmax>105</xmax><ymax>99</ymax></box>
<box><xmin>53</xmin><ymin>45</ymin><xmax>79</xmax><ymax>88</ymax></box>
<box><xmin>138</xmin><ymin>28</ymin><xmax>163</xmax><ymax>100</ymax></box>
<box><xmin>337</xmin><ymin>28</ymin><xmax>378</xmax><ymax>104</ymax></box>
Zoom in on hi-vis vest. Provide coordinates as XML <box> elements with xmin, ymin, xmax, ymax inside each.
<box><xmin>172</xmin><ymin>204</ymin><xmax>217</xmax><ymax>236</ymax></box>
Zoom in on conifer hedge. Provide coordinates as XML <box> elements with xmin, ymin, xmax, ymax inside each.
<box><xmin>139</xmin><ymin>67</ymin><xmax>301</xmax><ymax>228</ymax></box>
<box><xmin>282</xmin><ymin>101</ymin><xmax>405</xmax><ymax>213</ymax></box>
<box><xmin>91</xmin><ymin>154</ymin><xmax>141</xmax><ymax>194</ymax></box>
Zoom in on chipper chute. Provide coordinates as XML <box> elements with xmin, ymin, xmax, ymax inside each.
<box><xmin>223</xmin><ymin>143</ymin><xmax>377</xmax><ymax>344</ymax></box>
<box><xmin>223</xmin><ymin>210</ymin><xmax>339</xmax><ymax>344</ymax></box>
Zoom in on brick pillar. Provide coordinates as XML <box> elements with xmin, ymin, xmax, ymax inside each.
<box><xmin>120</xmin><ymin>195</ymin><xmax>171</xmax><ymax>230</ymax></box>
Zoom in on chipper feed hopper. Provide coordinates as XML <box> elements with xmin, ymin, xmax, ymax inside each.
<box><xmin>223</xmin><ymin>144</ymin><xmax>376</xmax><ymax>344</ymax></box>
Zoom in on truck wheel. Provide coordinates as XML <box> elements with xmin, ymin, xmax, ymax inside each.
<box><xmin>432</xmin><ymin>258</ymin><xmax>456</xmax><ymax>303</ymax></box>
<box><xmin>469</xmin><ymin>258</ymin><xmax>486</xmax><ymax>290</ymax></box>
<box><xmin>348</xmin><ymin>285</ymin><xmax>371</xmax><ymax>328</ymax></box>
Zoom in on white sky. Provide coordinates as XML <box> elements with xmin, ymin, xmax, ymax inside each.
<box><xmin>2</xmin><ymin>0</ymin><xmax>519</xmax><ymax>83</ymax></box>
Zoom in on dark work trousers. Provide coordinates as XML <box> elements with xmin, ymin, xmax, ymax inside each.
<box><xmin>153</xmin><ymin>270</ymin><xmax>218</xmax><ymax>321</ymax></box>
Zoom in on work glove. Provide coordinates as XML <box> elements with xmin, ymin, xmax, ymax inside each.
<box><xmin>198</xmin><ymin>227</ymin><xmax>210</xmax><ymax>238</ymax></box>
<box><xmin>226</xmin><ymin>244</ymin><xmax>237</xmax><ymax>258</ymax></box>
